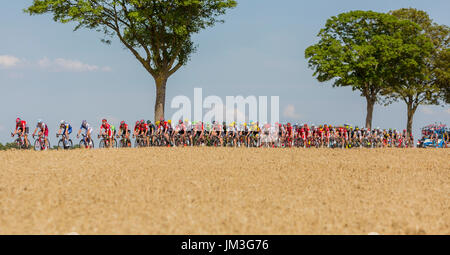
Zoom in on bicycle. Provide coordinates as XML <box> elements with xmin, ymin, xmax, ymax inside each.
<box><xmin>78</xmin><ymin>134</ymin><xmax>94</xmax><ymax>149</ymax></box>
<box><xmin>99</xmin><ymin>134</ymin><xmax>117</xmax><ymax>148</ymax></box>
<box><xmin>133</xmin><ymin>134</ymin><xmax>148</xmax><ymax>148</ymax></box>
<box><xmin>11</xmin><ymin>132</ymin><xmax>30</xmax><ymax>150</ymax></box>
<box><xmin>33</xmin><ymin>134</ymin><xmax>50</xmax><ymax>151</ymax></box>
<box><xmin>56</xmin><ymin>134</ymin><xmax>73</xmax><ymax>150</ymax></box>
<box><xmin>173</xmin><ymin>133</ymin><xmax>190</xmax><ymax>147</ymax></box>
<box><xmin>117</xmin><ymin>134</ymin><xmax>132</xmax><ymax>148</ymax></box>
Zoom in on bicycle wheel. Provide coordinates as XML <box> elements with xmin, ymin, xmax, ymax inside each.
<box><xmin>15</xmin><ymin>139</ymin><xmax>22</xmax><ymax>149</ymax></box>
<box><xmin>99</xmin><ymin>140</ymin><xmax>106</xmax><ymax>149</ymax></box>
<box><xmin>34</xmin><ymin>140</ymin><xmax>41</xmax><ymax>151</ymax></box>
<box><xmin>67</xmin><ymin>140</ymin><xmax>73</xmax><ymax>149</ymax></box>
<box><xmin>58</xmin><ymin>140</ymin><xmax>65</xmax><ymax>150</ymax></box>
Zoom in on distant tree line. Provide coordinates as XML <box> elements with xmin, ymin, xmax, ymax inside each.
<box><xmin>0</xmin><ymin>143</ymin><xmax>20</xmax><ymax>151</ymax></box>
<box><xmin>0</xmin><ymin>143</ymin><xmax>81</xmax><ymax>151</ymax></box>
<box><xmin>305</xmin><ymin>8</ymin><xmax>449</xmax><ymax>134</ymax></box>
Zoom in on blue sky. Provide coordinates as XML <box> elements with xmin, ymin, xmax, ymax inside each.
<box><xmin>0</xmin><ymin>0</ymin><xmax>449</xmax><ymax>143</ymax></box>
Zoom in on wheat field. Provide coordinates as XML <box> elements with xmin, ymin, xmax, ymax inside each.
<box><xmin>0</xmin><ymin>148</ymin><xmax>448</xmax><ymax>235</ymax></box>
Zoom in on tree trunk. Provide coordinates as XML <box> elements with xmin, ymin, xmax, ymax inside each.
<box><xmin>406</xmin><ymin>102</ymin><xmax>416</xmax><ymax>135</ymax></box>
<box><xmin>154</xmin><ymin>76</ymin><xmax>168</xmax><ymax>123</ymax></box>
<box><xmin>365</xmin><ymin>96</ymin><xmax>375</xmax><ymax>130</ymax></box>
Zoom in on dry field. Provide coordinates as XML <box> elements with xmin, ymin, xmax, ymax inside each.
<box><xmin>0</xmin><ymin>148</ymin><xmax>448</xmax><ymax>235</ymax></box>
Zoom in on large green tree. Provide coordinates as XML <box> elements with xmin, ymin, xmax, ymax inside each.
<box><xmin>305</xmin><ymin>10</ymin><xmax>431</xmax><ymax>129</ymax></box>
<box><xmin>384</xmin><ymin>8</ymin><xmax>449</xmax><ymax>134</ymax></box>
<box><xmin>26</xmin><ymin>0</ymin><xmax>237</xmax><ymax>121</ymax></box>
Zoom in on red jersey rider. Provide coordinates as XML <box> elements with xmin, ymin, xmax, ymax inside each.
<box><xmin>100</xmin><ymin>119</ymin><xmax>113</xmax><ymax>146</ymax></box>
<box><xmin>12</xmin><ymin>118</ymin><xmax>29</xmax><ymax>147</ymax></box>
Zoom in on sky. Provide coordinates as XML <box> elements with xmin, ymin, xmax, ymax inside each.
<box><xmin>0</xmin><ymin>0</ymin><xmax>449</xmax><ymax>143</ymax></box>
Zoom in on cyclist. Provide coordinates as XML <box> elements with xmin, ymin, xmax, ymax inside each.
<box><xmin>77</xmin><ymin>120</ymin><xmax>93</xmax><ymax>148</ymax></box>
<box><xmin>210</xmin><ymin>121</ymin><xmax>222</xmax><ymax>145</ymax></box>
<box><xmin>443</xmin><ymin>128</ymin><xmax>449</xmax><ymax>148</ymax></box>
<box><xmin>285</xmin><ymin>123</ymin><xmax>293</xmax><ymax>147</ymax></box>
<box><xmin>12</xmin><ymin>117</ymin><xmax>29</xmax><ymax>148</ymax></box>
<box><xmin>173</xmin><ymin>119</ymin><xmax>187</xmax><ymax>145</ymax></box>
<box><xmin>133</xmin><ymin>121</ymin><xmax>141</xmax><ymax>137</ymax></box>
<box><xmin>156</xmin><ymin>118</ymin><xmax>170</xmax><ymax>145</ymax></box>
<box><xmin>133</xmin><ymin>120</ymin><xmax>148</xmax><ymax>146</ymax></box>
<box><xmin>99</xmin><ymin>119</ymin><xmax>113</xmax><ymax>147</ymax></box>
<box><xmin>57</xmin><ymin>120</ymin><xmax>72</xmax><ymax>147</ymax></box>
<box><xmin>193</xmin><ymin>121</ymin><xmax>204</xmax><ymax>145</ymax></box>
<box><xmin>117</xmin><ymin>121</ymin><xmax>131</xmax><ymax>147</ymax></box>
<box><xmin>111</xmin><ymin>125</ymin><xmax>116</xmax><ymax>137</ymax></box>
<box><xmin>140</xmin><ymin>120</ymin><xmax>150</xmax><ymax>146</ymax></box>
<box><xmin>32</xmin><ymin>119</ymin><xmax>49</xmax><ymax>149</ymax></box>
<box><xmin>147</xmin><ymin>120</ymin><xmax>155</xmax><ymax>145</ymax></box>
<box><xmin>184</xmin><ymin>119</ymin><xmax>192</xmax><ymax>145</ymax></box>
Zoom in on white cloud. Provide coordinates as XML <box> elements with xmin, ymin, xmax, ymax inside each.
<box><xmin>38</xmin><ymin>57</ymin><xmax>111</xmax><ymax>72</ymax></box>
<box><xmin>283</xmin><ymin>104</ymin><xmax>301</xmax><ymax>119</ymax></box>
<box><xmin>0</xmin><ymin>55</ymin><xmax>21</xmax><ymax>68</ymax></box>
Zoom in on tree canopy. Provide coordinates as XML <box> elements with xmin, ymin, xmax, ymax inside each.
<box><xmin>384</xmin><ymin>8</ymin><xmax>449</xmax><ymax>133</ymax></box>
<box><xmin>305</xmin><ymin>10</ymin><xmax>433</xmax><ymax>129</ymax></box>
<box><xmin>26</xmin><ymin>0</ymin><xmax>237</xmax><ymax>121</ymax></box>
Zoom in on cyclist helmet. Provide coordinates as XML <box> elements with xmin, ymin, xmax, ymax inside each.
<box><xmin>156</xmin><ymin>121</ymin><xmax>160</xmax><ymax>126</ymax></box>
<box><xmin>82</xmin><ymin>120</ymin><xmax>87</xmax><ymax>125</ymax></box>
<box><xmin>16</xmin><ymin>118</ymin><xmax>21</xmax><ymax>123</ymax></box>
<box><xmin>160</xmin><ymin>117</ymin><xmax>164</xmax><ymax>122</ymax></box>
<box><xmin>37</xmin><ymin>119</ymin><xmax>43</xmax><ymax>124</ymax></box>
<box><xmin>168</xmin><ymin>120</ymin><xmax>172</xmax><ymax>124</ymax></box>
<box><xmin>60</xmin><ymin>120</ymin><xmax>65</xmax><ymax>125</ymax></box>
<box><xmin>120</xmin><ymin>121</ymin><xmax>125</xmax><ymax>125</ymax></box>
<box><xmin>147</xmin><ymin>120</ymin><xmax>151</xmax><ymax>125</ymax></box>
<box><xmin>140</xmin><ymin>119</ymin><xmax>145</xmax><ymax>124</ymax></box>
<box><xmin>179</xmin><ymin>119</ymin><xmax>183</xmax><ymax>124</ymax></box>
<box><xmin>102</xmin><ymin>119</ymin><xmax>107</xmax><ymax>123</ymax></box>
<box><xmin>135</xmin><ymin>121</ymin><xmax>140</xmax><ymax>125</ymax></box>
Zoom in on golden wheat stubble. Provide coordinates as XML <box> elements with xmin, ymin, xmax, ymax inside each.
<box><xmin>0</xmin><ymin>148</ymin><xmax>448</xmax><ymax>234</ymax></box>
